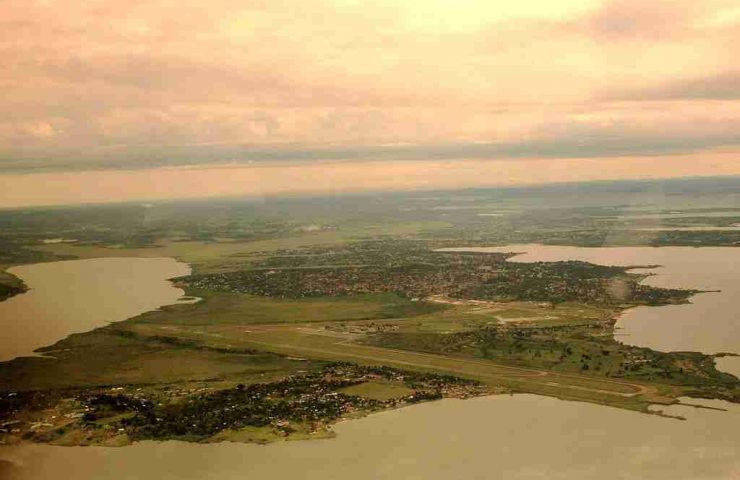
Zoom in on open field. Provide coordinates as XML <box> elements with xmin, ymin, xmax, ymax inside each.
<box><xmin>339</xmin><ymin>380</ymin><xmax>415</xmax><ymax>400</ymax></box>
<box><xmin>0</xmin><ymin>327</ymin><xmax>311</xmax><ymax>392</ymax></box>
<box><xmin>398</xmin><ymin>299</ymin><xmax>611</xmax><ymax>333</ymax></box>
<box><xmin>135</xmin><ymin>291</ymin><xmax>442</xmax><ymax>326</ymax></box>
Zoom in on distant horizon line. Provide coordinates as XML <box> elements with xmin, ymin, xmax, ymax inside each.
<box><xmin>1</xmin><ymin>171</ymin><xmax>737</xmax><ymax>212</ymax></box>
<box><xmin>2</xmin><ymin>141</ymin><xmax>740</xmax><ymax>176</ymax></box>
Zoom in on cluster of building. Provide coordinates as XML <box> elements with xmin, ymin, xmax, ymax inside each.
<box><xmin>183</xmin><ymin>248</ymin><xmax>509</xmax><ymax>299</ymax></box>
<box><xmin>184</xmin><ymin>243</ymin><xmax>691</xmax><ymax>307</ymax></box>
<box><xmin>74</xmin><ymin>363</ymin><xmax>486</xmax><ymax>442</ymax></box>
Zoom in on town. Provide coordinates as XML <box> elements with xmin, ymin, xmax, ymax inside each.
<box><xmin>182</xmin><ymin>244</ymin><xmax>696</xmax><ymax>307</ymax></box>
<box><xmin>1</xmin><ymin>363</ymin><xmax>490</xmax><ymax>445</ymax></box>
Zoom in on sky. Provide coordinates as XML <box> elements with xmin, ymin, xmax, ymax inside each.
<box><xmin>1</xmin><ymin>0</ymin><xmax>740</xmax><ymax>206</ymax></box>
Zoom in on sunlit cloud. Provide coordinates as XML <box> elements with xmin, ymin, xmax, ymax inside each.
<box><xmin>1</xmin><ymin>0</ymin><xmax>739</xmax><ymax>177</ymax></box>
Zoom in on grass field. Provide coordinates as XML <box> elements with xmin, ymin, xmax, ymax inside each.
<box><xmin>0</xmin><ymin>327</ymin><xmax>315</xmax><ymax>391</ymax></box>
<box><xmin>134</xmin><ymin>291</ymin><xmax>443</xmax><ymax>326</ymax></box>
<box><xmin>339</xmin><ymin>381</ymin><xmax>414</xmax><ymax>400</ymax></box>
<box><xmin>210</xmin><ymin>424</ymin><xmax>335</xmax><ymax>444</ymax></box>
<box><xmin>386</xmin><ymin>300</ymin><xmax>612</xmax><ymax>334</ymax></box>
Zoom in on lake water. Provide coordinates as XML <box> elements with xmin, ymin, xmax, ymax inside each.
<box><xmin>1</xmin><ymin>394</ymin><xmax>738</xmax><ymax>480</ymax></box>
<box><xmin>439</xmin><ymin>245</ymin><xmax>740</xmax><ymax>378</ymax></box>
<box><xmin>0</xmin><ymin>258</ymin><xmax>190</xmax><ymax>362</ymax></box>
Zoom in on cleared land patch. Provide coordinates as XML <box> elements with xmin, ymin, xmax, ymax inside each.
<box><xmin>339</xmin><ymin>381</ymin><xmax>414</xmax><ymax>400</ymax></box>
<box><xmin>134</xmin><ymin>291</ymin><xmax>442</xmax><ymax>326</ymax></box>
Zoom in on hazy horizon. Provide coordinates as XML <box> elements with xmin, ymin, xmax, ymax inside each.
<box><xmin>0</xmin><ymin>157</ymin><xmax>739</xmax><ymax>209</ymax></box>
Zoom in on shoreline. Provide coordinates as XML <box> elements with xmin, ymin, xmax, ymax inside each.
<box><xmin>2</xmin><ymin>247</ymin><xmax>738</xmax><ymax>449</ymax></box>
<box><xmin>440</xmin><ymin>244</ymin><xmax>738</xmax><ymax>372</ymax></box>
<box><xmin>0</xmin><ymin>257</ymin><xmax>192</xmax><ymax>363</ymax></box>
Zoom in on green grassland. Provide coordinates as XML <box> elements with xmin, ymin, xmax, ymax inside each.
<box><xmin>134</xmin><ymin>291</ymin><xmax>443</xmax><ymax>326</ymax></box>
<box><xmin>209</xmin><ymin>423</ymin><xmax>336</xmax><ymax>444</ymax></box>
<box><xmin>339</xmin><ymin>380</ymin><xmax>414</xmax><ymax>400</ymax></box>
<box><xmin>0</xmin><ymin>326</ymin><xmax>314</xmax><ymax>392</ymax></box>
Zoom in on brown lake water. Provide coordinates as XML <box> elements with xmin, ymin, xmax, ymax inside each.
<box><xmin>439</xmin><ymin>245</ymin><xmax>740</xmax><ymax>378</ymax></box>
<box><xmin>1</xmin><ymin>394</ymin><xmax>738</xmax><ymax>480</ymax></box>
<box><xmin>0</xmin><ymin>258</ymin><xmax>190</xmax><ymax>362</ymax></box>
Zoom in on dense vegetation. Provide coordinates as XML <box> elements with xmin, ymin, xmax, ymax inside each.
<box><xmin>0</xmin><ymin>282</ymin><xmax>24</xmax><ymax>301</ymax></box>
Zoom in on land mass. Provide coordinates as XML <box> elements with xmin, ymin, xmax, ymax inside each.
<box><xmin>1</xmin><ymin>181</ymin><xmax>739</xmax><ymax>446</ymax></box>
<box><xmin>1</xmin><ymin>241</ymin><xmax>737</xmax><ymax>447</ymax></box>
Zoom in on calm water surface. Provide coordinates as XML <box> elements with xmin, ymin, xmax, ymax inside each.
<box><xmin>0</xmin><ymin>258</ymin><xmax>190</xmax><ymax>361</ymax></box>
<box><xmin>1</xmin><ymin>394</ymin><xmax>738</xmax><ymax>480</ymax></box>
<box><xmin>440</xmin><ymin>245</ymin><xmax>740</xmax><ymax>377</ymax></box>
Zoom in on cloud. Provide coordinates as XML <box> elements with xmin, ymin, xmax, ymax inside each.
<box><xmin>0</xmin><ymin>0</ymin><xmax>739</xmax><ymax>175</ymax></box>
<box><xmin>578</xmin><ymin>1</ymin><xmax>697</xmax><ymax>40</ymax></box>
<box><xmin>2</xmin><ymin>108</ymin><xmax>740</xmax><ymax>173</ymax></box>
<box><xmin>606</xmin><ymin>72</ymin><xmax>740</xmax><ymax>100</ymax></box>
